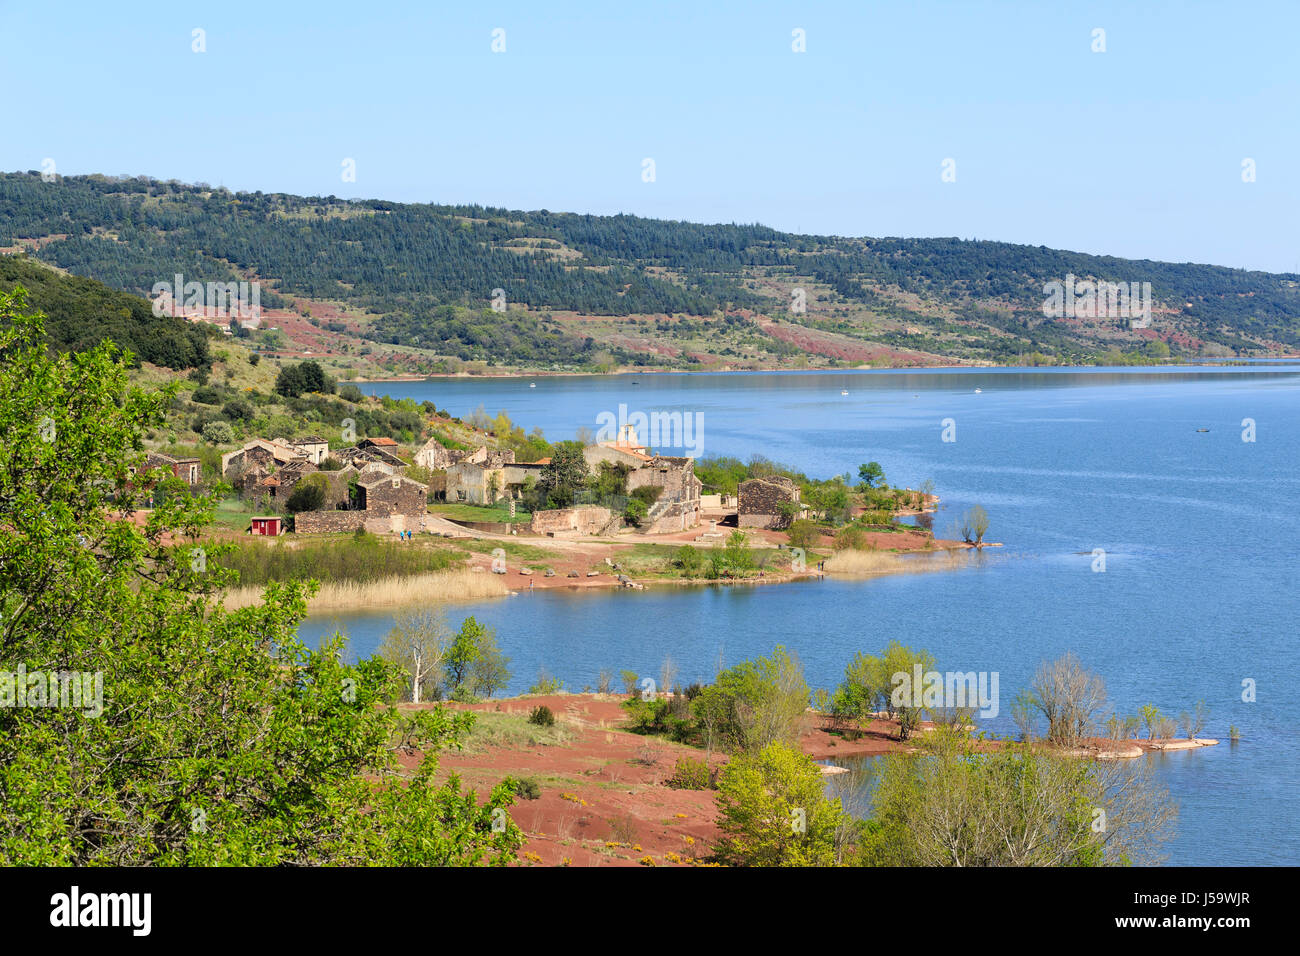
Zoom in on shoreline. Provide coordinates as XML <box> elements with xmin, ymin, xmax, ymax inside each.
<box><xmin>350</xmin><ymin>356</ymin><xmax>1300</xmax><ymax>384</ymax></box>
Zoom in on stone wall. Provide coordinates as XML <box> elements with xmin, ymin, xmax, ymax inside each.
<box><xmin>529</xmin><ymin>505</ymin><xmax>614</xmax><ymax>536</ymax></box>
<box><xmin>642</xmin><ymin>499</ymin><xmax>701</xmax><ymax>534</ymax></box>
<box><xmin>293</xmin><ymin>511</ymin><xmax>431</xmax><ymax>535</ymax></box>
<box><xmin>738</xmin><ymin>476</ymin><xmax>800</xmax><ymax>529</ymax></box>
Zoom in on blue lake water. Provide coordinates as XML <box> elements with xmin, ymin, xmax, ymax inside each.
<box><xmin>299</xmin><ymin>365</ymin><xmax>1300</xmax><ymax>865</ymax></box>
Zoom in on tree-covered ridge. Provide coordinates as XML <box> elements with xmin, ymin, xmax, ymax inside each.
<box><xmin>0</xmin><ymin>254</ymin><xmax>210</xmax><ymax>370</ymax></box>
<box><xmin>2</xmin><ymin>170</ymin><xmax>1297</xmax><ymax>363</ymax></box>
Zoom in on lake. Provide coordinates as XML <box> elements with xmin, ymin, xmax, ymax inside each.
<box><xmin>299</xmin><ymin>365</ymin><xmax>1300</xmax><ymax>865</ymax></box>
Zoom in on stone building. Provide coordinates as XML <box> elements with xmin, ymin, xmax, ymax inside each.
<box><xmin>142</xmin><ymin>452</ymin><xmax>202</xmax><ymax>486</ymax></box>
<box><xmin>627</xmin><ymin>455</ymin><xmax>702</xmax><ymax>533</ymax></box>
<box><xmin>220</xmin><ymin>438</ymin><xmax>305</xmax><ymax>478</ymax></box>
<box><xmin>444</xmin><ymin>448</ymin><xmax>516</xmax><ymax>504</ymax></box>
<box><xmin>738</xmin><ymin>475</ymin><xmax>802</xmax><ymax>529</ymax></box>
<box><xmin>354</xmin><ymin>473</ymin><xmax>429</xmax><ymax>516</ymax></box>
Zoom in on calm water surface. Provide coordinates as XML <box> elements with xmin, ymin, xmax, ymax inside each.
<box><xmin>298</xmin><ymin>366</ymin><xmax>1300</xmax><ymax>865</ymax></box>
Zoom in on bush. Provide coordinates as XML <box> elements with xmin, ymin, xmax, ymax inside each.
<box><xmin>674</xmin><ymin>545</ymin><xmax>703</xmax><ymax>577</ymax></box>
<box><xmin>222</xmin><ymin>398</ymin><xmax>255</xmax><ymax>423</ymax></box>
<box><xmin>666</xmin><ymin>756</ymin><xmax>713</xmax><ymax>791</ymax></box>
<box><xmin>201</xmin><ymin>420</ymin><xmax>235</xmax><ymax>444</ymax></box>
<box><xmin>624</xmin><ymin>497</ymin><xmax>648</xmax><ymax>527</ymax></box>
<box><xmin>631</xmin><ymin>485</ymin><xmax>663</xmax><ymax>504</ymax></box>
<box><xmin>506</xmin><ymin>776</ymin><xmax>541</xmax><ymax>800</ymax></box>
<box><xmin>285</xmin><ymin>475</ymin><xmax>327</xmax><ymax>513</ymax></box>
<box><xmin>786</xmin><ymin>519</ymin><xmax>820</xmax><ymax>551</ymax></box>
<box><xmin>528</xmin><ymin>670</ymin><xmax>562</xmax><ymax>695</ymax></box>
<box><xmin>528</xmin><ymin>705</ymin><xmax>556</xmax><ymax>727</ymax></box>
<box><xmin>834</xmin><ymin>524</ymin><xmax>866</xmax><ymax>551</ymax></box>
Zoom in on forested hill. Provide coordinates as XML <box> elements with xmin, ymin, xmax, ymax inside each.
<box><xmin>0</xmin><ymin>254</ymin><xmax>210</xmax><ymax>370</ymax></box>
<box><xmin>2</xmin><ymin>170</ymin><xmax>1296</xmax><ymax>369</ymax></box>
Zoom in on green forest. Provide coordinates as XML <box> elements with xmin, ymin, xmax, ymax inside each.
<box><xmin>3</xmin><ymin>170</ymin><xmax>1297</xmax><ymax>366</ymax></box>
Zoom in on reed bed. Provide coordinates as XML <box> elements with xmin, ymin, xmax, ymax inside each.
<box><xmin>822</xmin><ymin>547</ymin><xmax>971</xmax><ymax>578</ymax></box>
<box><xmin>222</xmin><ymin>567</ymin><xmax>509</xmax><ymax>611</ymax></box>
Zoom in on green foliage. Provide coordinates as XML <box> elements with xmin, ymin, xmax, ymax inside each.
<box><xmin>284</xmin><ymin>473</ymin><xmax>328</xmax><ymax>513</ymax></box>
<box><xmin>693</xmin><ymin>646</ymin><xmax>809</xmax><ymax>754</ymax></box>
<box><xmin>959</xmin><ymin>504</ymin><xmax>990</xmax><ymax>545</ymax></box>
<box><xmin>786</xmin><ymin>519</ymin><xmax>820</xmax><ymax>551</ymax></box>
<box><xmin>630</xmin><ymin>485</ymin><xmax>663</xmax><ymax>504</ymax></box>
<box><xmin>623</xmin><ymin>497</ymin><xmax>648</xmax><ymax>527</ymax></box>
<box><xmin>201</xmin><ymin>420</ymin><xmax>235</xmax><ymax>444</ymax></box>
<box><xmin>213</xmin><ymin>532</ymin><xmax>456</xmax><ymax>585</ymax></box>
<box><xmin>666</xmin><ymin>756</ymin><xmax>714</xmax><ymax>791</ymax></box>
<box><xmin>706</xmin><ymin>531</ymin><xmax>756</xmax><ymax>579</ymax></box>
<box><xmin>274</xmin><ymin>359</ymin><xmax>333</xmax><ymax>399</ymax></box>
<box><xmin>445</xmin><ymin>616</ymin><xmax>509</xmax><ymax>698</ymax></box>
<box><xmin>527</xmin><ymin>706</ymin><xmax>555</xmax><ymax>727</ymax></box>
<box><xmin>539</xmin><ymin>441</ymin><xmax>588</xmax><ymax>506</ymax></box>
<box><xmin>0</xmin><ymin>254</ymin><xmax>210</xmax><ymax>371</ymax></box>
<box><xmin>673</xmin><ymin>544</ymin><xmax>704</xmax><ymax>578</ymax></box>
<box><xmin>505</xmin><ymin>776</ymin><xmax>541</xmax><ymax>800</ymax></box>
<box><xmin>528</xmin><ymin>670</ymin><xmax>562</xmax><ymax>695</ymax></box>
<box><xmin>6</xmin><ymin>173</ymin><xmax>1300</xmax><ymax>366</ymax></box>
<box><xmin>713</xmin><ymin>743</ymin><xmax>849</xmax><ymax>866</ymax></box>
<box><xmin>857</xmin><ymin>729</ymin><xmax>1175</xmax><ymax>866</ymax></box>
<box><xmin>0</xmin><ymin>290</ymin><xmax>520</xmax><ymax>865</ymax></box>
<box><xmin>857</xmin><ymin>461</ymin><xmax>885</xmax><ymax>488</ymax></box>
<box><xmin>833</xmin><ymin>641</ymin><xmax>936</xmax><ymax>740</ymax></box>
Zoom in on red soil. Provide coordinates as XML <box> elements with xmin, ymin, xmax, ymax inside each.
<box><xmin>404</xmin><ymin>694</ymin><xmax>924</xmax><ymax>867</ymax></box>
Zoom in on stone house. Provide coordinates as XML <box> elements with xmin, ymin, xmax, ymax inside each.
<box><xmin>627</xmin><ymin>455</ymin><xmax>702</xmax><ymax>533</ymax></box>
<box><xmin>738</xmin><ymin>475</ymin><xmax>802</xmax><ymax>529</ymax></box>
<box><xmin>142</xmin><ymin>452</ymin><xmax>202</xmax><ymax>486</ymax></box>
<box><xmin>353</xmin><ymin>473</ymin><xmax>429</xmax><ymax>517</ymax></box>
<box><xmin>291</xmin><ymin>436</ymin><xmax>330</xmax><ymax>465</ymax></box>
<box><xmin>444</xmin><ymin>448</ymin><xmax>516</xmax><ymax>504</ymax></box>
<box><xmin>221</xmin><ymin>438</ymin><xmax>305</xmax><ymax>478</ymax></box>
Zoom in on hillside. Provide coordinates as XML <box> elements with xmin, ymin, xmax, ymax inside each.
<box><xmin>3</xmin><ymin>170</ymin><xmax>1298</xmax><ymax>372</ymax></box>
<box><xmin>0</xmin><ymin>254</ymin><xmax>209</xmax><ymax>370</ymax></box>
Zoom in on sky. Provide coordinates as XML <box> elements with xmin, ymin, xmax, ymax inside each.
<box><xmin>3</xmin><ymin>0</ymin><xmax>1298</xmax><ymax>272</ymax></box>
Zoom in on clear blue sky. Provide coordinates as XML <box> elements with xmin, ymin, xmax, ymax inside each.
<box><xmin>4</xmin><ymin>0</ymin><xmax>1297</xmax><ymax>272</ymax></box>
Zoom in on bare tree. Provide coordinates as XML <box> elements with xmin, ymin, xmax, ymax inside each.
<box><xmin>959</xmin><ymin>505</ymin><xmax>990</xmax><ymax>546</ymax></box>
<box><xmin>659</xmin><ymin>655</ymin><xmax>679</xmax><ymax>701</ymax></box>
<box><xmin>377</xmin><ymin>608</ymin><xmax>451</xmax><ymax>703</ymax></box>
<box><xmin>1026</xmin><ymin>652</ymin><xmax>1107</xmax><ymax>746</ymax></box>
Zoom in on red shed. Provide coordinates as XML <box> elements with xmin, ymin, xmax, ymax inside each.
<box><xmin>250</xmin><ymin>516</ymin><xmax>283</xmax><ymax>537</ymax></box>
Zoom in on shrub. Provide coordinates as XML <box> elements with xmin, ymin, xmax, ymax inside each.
<box><xmin>666</xmin><ymin>756</ymin><xmax>713</xmax><ymax>791</ymax></box>
<box><xmin>786</xmin><ymin>519</ymin><xmax>820</xmax><ymax>551</ymax></box>
<box><xmin>506</xmin><ymin>776</ymin><xmax>541</xmax><ymax>800</ymax></box>
<box><xmin>835</xmin><ymin>524</ymin><xmax>866</xmax><ymax>551</ymax></box>
<box><xmin>285</xmin><ymin>475</ymin><xmax>327</xmax><ymax>513</ymax></box>
<box><xmin>201</xmin><ymin>420</ymin><xmax>235</xmax><ymax>445</ymax></box>
<box><xmin>624</xmin><ymin>497</ymin><xmax>648</xmax><ymax>527</ymax></box>
<box><xmin>528</xmin><ymin>670</ymin><xmax>562</xmax><ymax>695</ymax></box>
<box><xmin>528</xmin><ymin>705</ymin><xmax>555</xmax><ymax>727</ymax></box>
